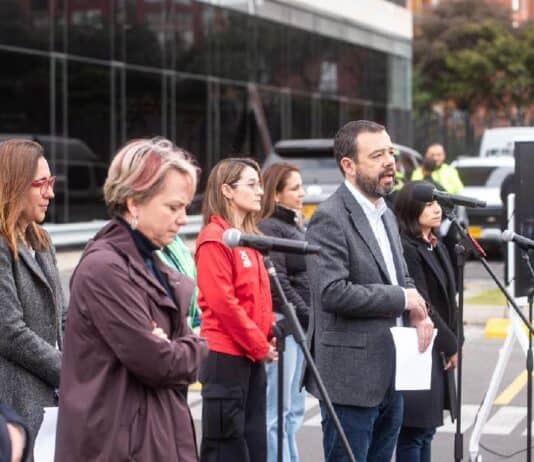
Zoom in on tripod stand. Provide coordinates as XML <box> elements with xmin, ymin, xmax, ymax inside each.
<box><xmin>521</xmin><ymin>252</ymin><xmax>534</xmax><ymax>462</ymax></box>
<box><xmin>443</xmin><ymin>205</ymin><xmax>534</xmax><ymax>462</ymax></box>
<box><xmin>468</xmin><ymin>193</ymin><xmax>534</xmax><ymax>461</ymax></box>
<box><xmin>263</xmin><ymin>255</ymin><xmax>356</xmax><ymax>462</ymax></box>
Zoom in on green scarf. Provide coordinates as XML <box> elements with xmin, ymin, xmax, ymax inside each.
<box><xmin>157</xmin><ymin>235</ymin><xmax>201</xmax><ymax>328</ymax></box>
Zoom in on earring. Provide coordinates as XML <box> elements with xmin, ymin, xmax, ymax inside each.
<box><xmin>129</xmin><ymin>215</ymin><xmax>138</xmax><ymax>230</ymax></box>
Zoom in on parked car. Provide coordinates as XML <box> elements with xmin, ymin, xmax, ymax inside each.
<box><xmin>478</xmin><ymin>127</ymin><xmax>534</xmax><ymax>157</ymax></box>
<box><xmin>452</xmin><ymin>156</ymin><xmax>514</xmax><ymax>252</ymax></box>
<box><xmin>262</xmin><ymin>138</ymin><xmax>422</xmax><ymax>221</ymax></box>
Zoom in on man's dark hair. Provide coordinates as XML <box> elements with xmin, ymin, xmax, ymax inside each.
<box><xmin>333</xmin><ymin>120</ymin><xmax>385</xmax><ymax>172</ymax></box>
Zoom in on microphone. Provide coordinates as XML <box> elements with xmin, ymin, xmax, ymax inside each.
<box><xmin>222</xmin><ymin>228</ymin><xmax>320</xmax><ymax>255</ymax></box>
<box><xmin>412</xmin><ymin>183</ymin><xmax>486</xmax><ymax>208</ymax></box>
<box><xmin>502</xmin><ymin>230</ymin><xmax>534</xmax><ymax>250</ymax></box>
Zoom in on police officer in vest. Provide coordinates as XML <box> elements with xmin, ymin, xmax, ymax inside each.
<box><xmin>411</xmin><ymin>143</ymin><xmax>465</xmax><ymax>280</ymax></box>
<box><xmin>411</xmin><ymin>143</ymin><xmax>463</xmax><ymax>194</ymax></box>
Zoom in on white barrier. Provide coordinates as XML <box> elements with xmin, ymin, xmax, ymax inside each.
<box><xmin>44</xmin><ymin>215</ymin><xmax>203</xmax><ymax>248</ymax></box>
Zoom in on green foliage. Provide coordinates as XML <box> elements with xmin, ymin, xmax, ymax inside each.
<box><xmin>414</xmin><ymin>0</ymin><xmax>534</xmax><ymax>124</ymax></box>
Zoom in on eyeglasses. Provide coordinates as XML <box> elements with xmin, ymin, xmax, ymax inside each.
<box><xmin>31</xmin><ymin>176</ymin><xmax>56</xmax><ymax>196</ymax></box>
<box><xmin>231</xmin><ymin>181</ymin><xmax>264</xmax><ymax>192</ymax></box>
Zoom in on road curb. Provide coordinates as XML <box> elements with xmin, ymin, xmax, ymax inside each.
<box><xmin>484</xmin><ymin>317</ymin><xmax>510</xmax><ymax>339</ymax></box>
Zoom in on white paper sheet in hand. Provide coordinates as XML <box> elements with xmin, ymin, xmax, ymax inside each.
<box><xmin>34</xmin><ymin>406</ymin><xmax>58</xmax><ymax>462</ymax></box>
<box><xmin>390</xmin><ymin>327</ymin><xmax>437</xmax><ymax>391</ymax></box>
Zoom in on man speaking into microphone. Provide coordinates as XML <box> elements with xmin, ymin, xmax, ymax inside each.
<box><xmin>304</xmin><ymin>120</ymin><xmax>434</xmax><ymax>462</ymax></box>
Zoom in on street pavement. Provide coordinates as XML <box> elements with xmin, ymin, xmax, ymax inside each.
<box><xmin>58</xmin><ymin>252</ymin><xmax>533</xmax><ymax>461</ymax></box>
<box><xmin>186</xmin><ymin>323</ymin><xmax>531</xmax><ymax>462</ymax></box>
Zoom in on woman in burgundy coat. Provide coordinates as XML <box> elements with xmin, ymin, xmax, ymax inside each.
<box><xmin>55</xmin><ymin>138</ymin><xmax>208</xmax><ymax>461</ymax></box>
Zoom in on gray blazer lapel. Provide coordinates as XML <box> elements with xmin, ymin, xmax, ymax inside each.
<box><xmin>18</xmin><ymin>245</ymin><xmax>53</xmax><ymax>294</ymax></box>
<box><xmin>35</xmin><ymin>249</ymin><xmax>65</xmax><ymax>349</ymax></box>
<box><xmin>382</xmin><ymin>213</ymin><xmax>405</xmax><ymax>286</ymax></box>
<box><xmin>340</xmin><ymin>185</ymin><xmax>391</xmax><ymax>284</ymax></box>
<box><xmin>35</xmin><ymin>250</ymin><xmax>64</xmax><ymax>307</ymax></box>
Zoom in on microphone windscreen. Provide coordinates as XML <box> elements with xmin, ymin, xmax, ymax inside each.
<box><xmin>412</xmin><ymin>183</ymin><xmax>435</xmax><ymax>203</ymax></box>
<box><xmin>222</xmin><ymin>228</ymin><xmax>241</xmax><ymax>248</ymax></box>
<box><xmin>501</xmin><ymin>230</ymin><xmax>514</xmax><ymax>242</ymax></box>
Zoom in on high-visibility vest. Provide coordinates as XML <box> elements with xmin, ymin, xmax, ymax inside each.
<box><xmin>411</xmin><ymin>163</ymin><xmax>464</xmax><ymax>194</ymax></box>
<box><xmin>393</xmin><ymin>170</ymin><xmax>405</xmax><ymax>191</ymax></box>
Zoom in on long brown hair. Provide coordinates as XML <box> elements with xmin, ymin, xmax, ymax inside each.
<box><xmin>202</xmin><ymin>157</ymin><xmax>261</xmax><ymax>234</ymax></box>
<box><xmin>261</xmin><ymin>162</ymin><xmax>300</xmax><ymax>219</ymax></box>
<box><xmin>0</xmin><ymin>139</ymin><xmax>51</xmax><ymax>258</ymax></box>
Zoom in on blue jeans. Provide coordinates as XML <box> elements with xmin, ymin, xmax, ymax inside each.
<box><xmin>396</xmin><ymin>426</ymin><xmax>436</xmax><ymax>462</ymax></box>
<box><xmin>320</xmin><ymin>388</ymin><xmax>403</xmax><ymax>462</ymax></box>
<box><xmin>266</xmin><ymin>332</ymin><xmax>306</xmax><ymax>462</ymax></box>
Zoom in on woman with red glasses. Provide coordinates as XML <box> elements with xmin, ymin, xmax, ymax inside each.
<box><xmin>0</xmin><ymin>139</ymin><xmax>65</xmax><ymax>461</ymax></box>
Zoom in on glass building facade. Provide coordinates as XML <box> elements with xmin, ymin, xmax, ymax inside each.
<box><xmin>0</xmin><ymin>0</ymin><xmax>412</xmax><ymax>223</ymax></box>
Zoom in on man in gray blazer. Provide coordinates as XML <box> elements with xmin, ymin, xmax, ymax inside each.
<box><xmin>305</xmin><ymin>120</ymin><xmax>434</xmax><ymax>462</ymax></box>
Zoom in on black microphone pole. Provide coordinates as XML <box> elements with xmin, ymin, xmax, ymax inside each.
<box><xmin>454</xmin><ymin>237</ymin><xmax>466</xmax><ymax>462</ymax></box>
<box><xmin>520</xmin><ymin>249</ymin><xmax>534</xmax><ymax>462</ymax></box>
<box><xmin>271</xmin><ymin>318</ymin><xmax>286</xmax><ymax>462</ymax></box>
<box><xmin>444</xmin><ymin>209</ymin><xmax>534</xmax><ymax>462</ymax></box>
<box><xmin>263</xmin><ymin>256</ymin><xmax>357</xmax><ymax>462</ymax></box>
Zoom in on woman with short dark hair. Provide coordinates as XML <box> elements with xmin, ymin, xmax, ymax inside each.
<box><xmin>394</xmin><ymin>181</ymin><xmax>458</xmax><ymax>462</ymax></box>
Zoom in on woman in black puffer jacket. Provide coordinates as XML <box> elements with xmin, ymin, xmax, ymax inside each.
<box><xmin>259</xmin><ymin>162</ymin><xmax>310</xmax><ymax>462</ymax></box>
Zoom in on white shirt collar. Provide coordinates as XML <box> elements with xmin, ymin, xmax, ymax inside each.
<box><xmin>344</xmin><ymin>179</ymin><xmax>387</xmax><ymax>218</ymax></box>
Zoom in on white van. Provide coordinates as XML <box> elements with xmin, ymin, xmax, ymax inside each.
<box><xmin>479</xmin><ymin>127</ymin><xmax>534</xmax><ymax>157</ymax></box>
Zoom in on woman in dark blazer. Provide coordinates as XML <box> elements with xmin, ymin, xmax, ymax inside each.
<box><xmin>258</xmin><ymin>162</ymin><xmax>309</xmax><ymax>462</ymax></box>
<box><xmin>394</xmin><ymin>181</ymin><xmax>458</xmax><ymax>462</ymax></box>
<box><xmin>0</xmin><ymin>139</ymin><xmax>66</xmax><ymax>461</ymax></box>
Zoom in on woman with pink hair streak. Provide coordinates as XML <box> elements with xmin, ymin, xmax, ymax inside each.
<box><xmin>55</xmin><ymin>138</ymin><xmax>208</xmax><ymax>461</ymax></box>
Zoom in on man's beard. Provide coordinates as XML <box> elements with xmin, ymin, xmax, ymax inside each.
<box><xmin>355</xmin><ymin>169</ymin><xmax>395</xmax><ymax>199</ymax></box>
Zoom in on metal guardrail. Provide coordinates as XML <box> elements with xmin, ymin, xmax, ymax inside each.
<box><xmin>45</xmin><ymin>215</ymin><xmax>204</xmax><ymax>248</ymax></box>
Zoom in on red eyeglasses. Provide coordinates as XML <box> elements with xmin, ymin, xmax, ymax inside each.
<box><xmin>31</xmin><ymin>176</ymin><xmax>56</xmax><ymax>196</ymax></box>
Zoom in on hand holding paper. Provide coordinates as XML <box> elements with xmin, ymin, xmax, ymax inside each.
<box><xmin>390</xmin><ymin>327</ymin><xmax>437</xmax><ymax>391</ymax></box>
<box><xmin>414</xmin><ymin>316</ymin><xmax>435</xmax><ymax>352</ymax></box>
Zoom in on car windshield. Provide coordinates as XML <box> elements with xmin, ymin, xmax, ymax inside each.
<box><xmin>278</xmin><ymin>157</ymin><xmax>342</xmax><ymax>184</ymax></box>
<box><xmin>457</xmin><ymin>166</ymin><xmax>514</xmax><ymax>187</ymax></box>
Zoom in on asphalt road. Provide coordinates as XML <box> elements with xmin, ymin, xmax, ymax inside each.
<box><xmin>465</xmin><ymin>258</ymin><xmax>505</xmax><ymax>281</ymax></box>
<box><xmin>189</xmin><ymin>325</ymin><xmax>531</xmax><ymax>462</ymax></box>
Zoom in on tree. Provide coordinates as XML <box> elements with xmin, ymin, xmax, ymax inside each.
<box><xmin>413</xmin><ymin>0</ymin><xmax>534</xmax><ymax>124</ymax></box>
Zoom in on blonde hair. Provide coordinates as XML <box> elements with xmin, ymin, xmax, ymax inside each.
<box><xmin>0</xmin><ymin>139</ymin><xmax>51</xmax><ymax>258</ymax></box>
<box><xmin>202</xmin><ymin>157</ymin><xmax>261</xmax><ymax>234</ymax></box>
<box><xmin>104</xmin><ymin>137</ymin><xmax>199</xmax><ymax>217</ymax></box>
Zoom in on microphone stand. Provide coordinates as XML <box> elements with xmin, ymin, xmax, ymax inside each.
<box><xmin>263</xmin><ymin>255</ymin><xmax>357</xmax><ymax>462</ymax></box>
<box><xmin>520</xmin><ymin>249</ymin><xmax>534</xmax><ymax>462</ymax></box>
<box><xmin>271</xmin><ymin>318</ymin><xmax>287</xmax><ymax>462</ymax></box>
<box><xmin>443</xmin><ymin>206</ymin><xmax>534</xmax><ymax>462</ymax></box>
<box><xmin>454</xmin><ymin>237</ymin><xmax>466</xmax><ymax>462</ymax></box>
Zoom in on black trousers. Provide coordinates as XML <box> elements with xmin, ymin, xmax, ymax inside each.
<box><xmin>200</xmin><ymin>351</ymin><xmax>267</xmax><ymax>462</ymax></box>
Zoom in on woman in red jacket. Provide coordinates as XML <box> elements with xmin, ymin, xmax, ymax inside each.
<box><xmin>196</xmin><ymin>157</ymin><xmax>277</xmax><ymax>462</ymax></box>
